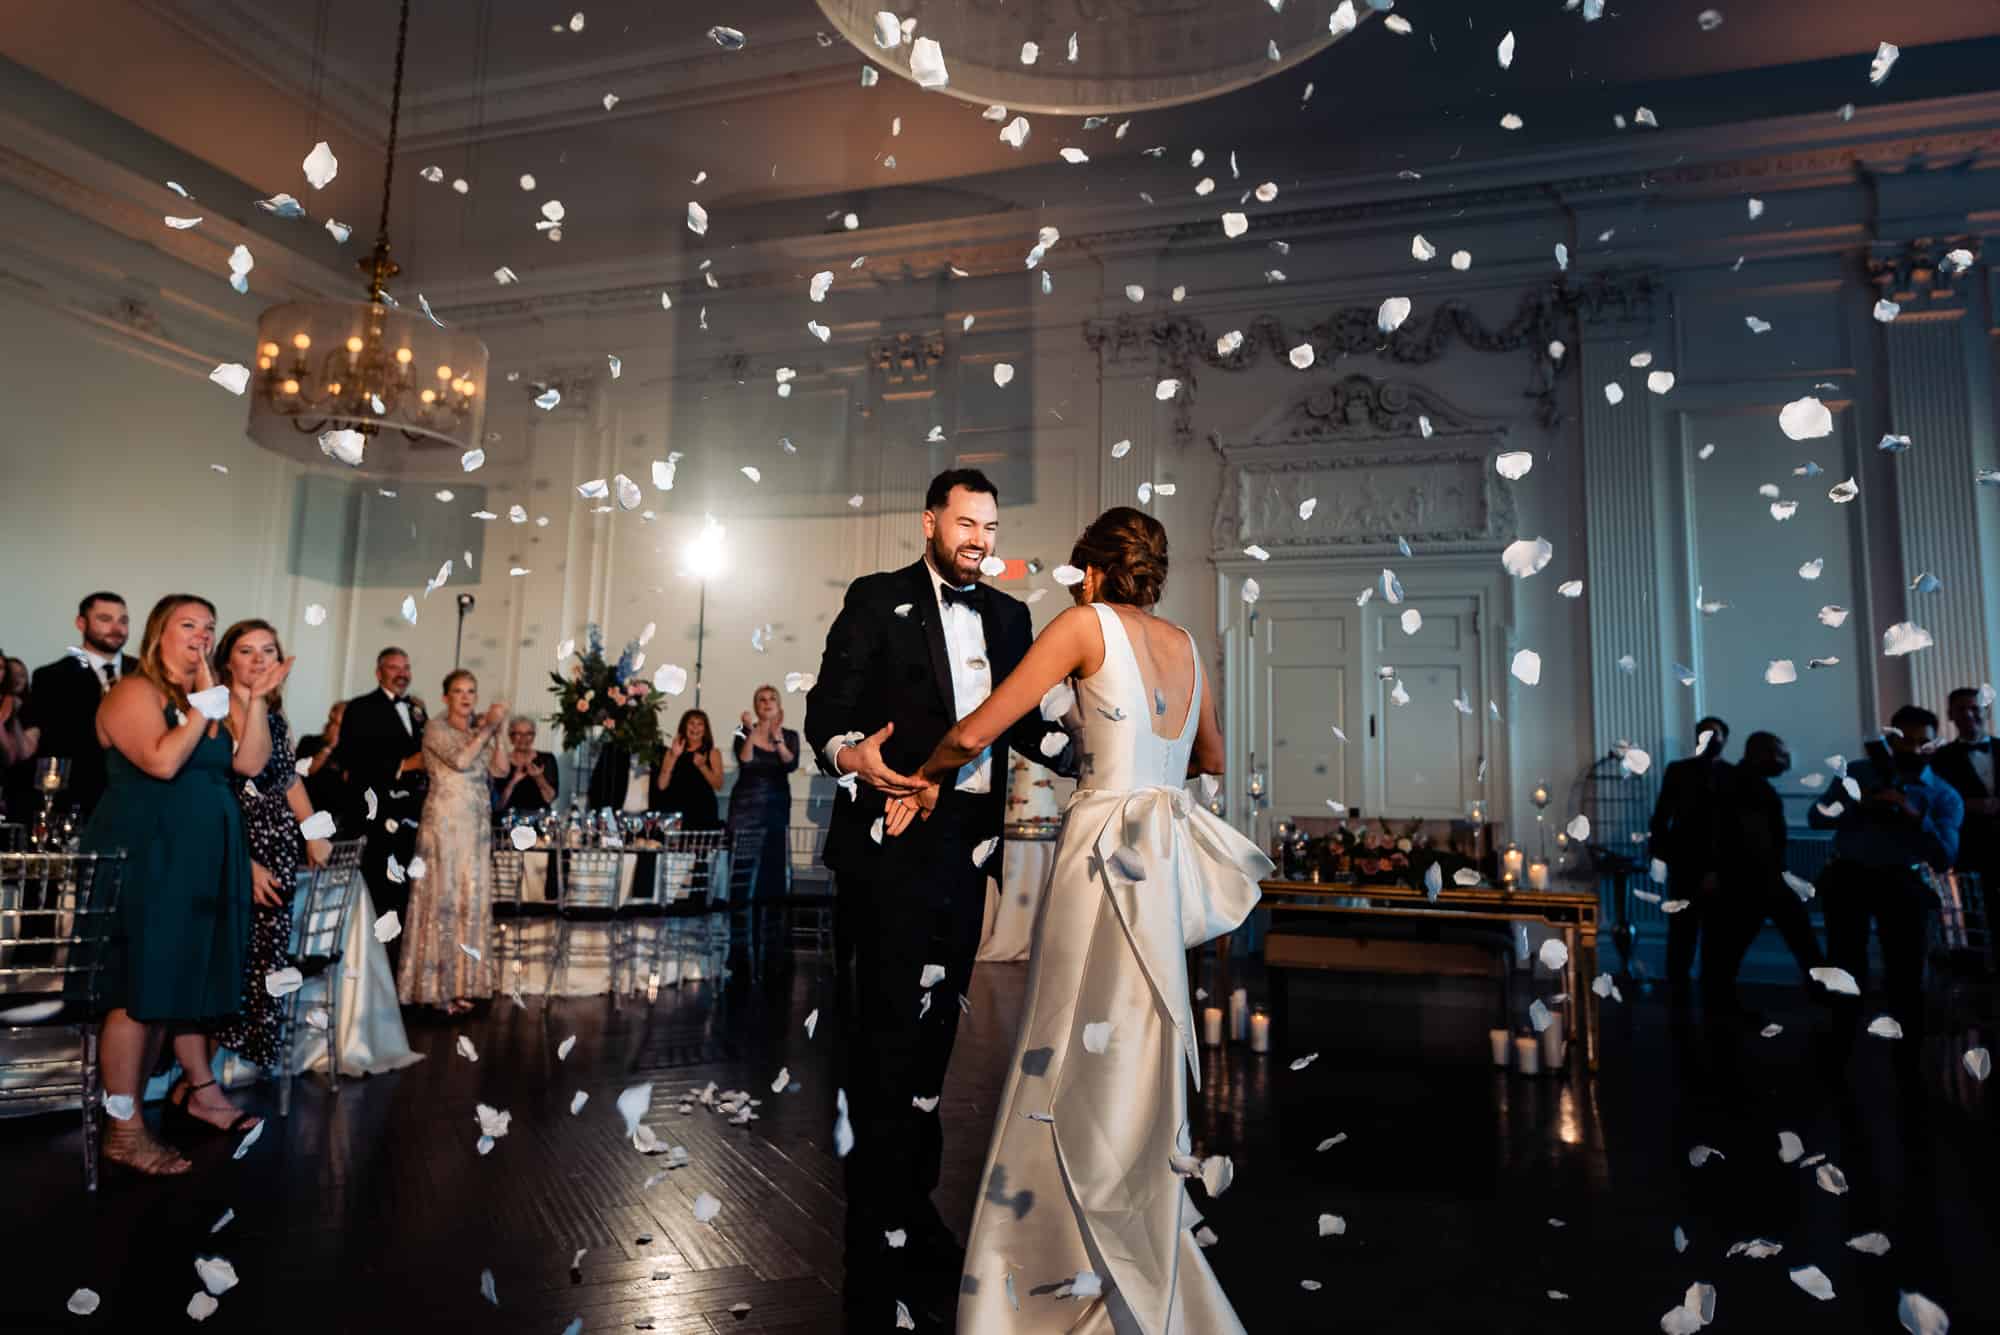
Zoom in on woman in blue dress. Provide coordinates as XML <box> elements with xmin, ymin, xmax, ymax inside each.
<box><xmin>729</xmin><ymin>685</ymin><xmax>799</xmax><ymax>972</ymax></box>
<box><xmin>83</xmin><ymin>594</ymin><xmax>284</xmax><ymax>1175</ymax></box>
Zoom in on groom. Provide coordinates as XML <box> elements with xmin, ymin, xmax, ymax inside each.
<box><xmin>805</xmin><ymin>468</ymin><xmax>1073</xmax><ymax>1331</ymax></box>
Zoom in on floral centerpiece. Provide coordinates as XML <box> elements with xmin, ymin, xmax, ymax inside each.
<box><xmin>547</xmin><ymin>623</ymin><xmax>667</xmax><ymax>767</ymax></box>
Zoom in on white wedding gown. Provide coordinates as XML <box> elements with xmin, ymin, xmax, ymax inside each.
<box><xmin>959</xmin><ymin>603</ymin><xmax>1274</xmax><ymax>1334</ymax></box>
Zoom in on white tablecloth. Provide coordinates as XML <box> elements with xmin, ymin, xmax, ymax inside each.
<box><xmin>517</xmin><ymin>847</ymin><xmax>647</xmax><ymax>903</ymax></box>
<box><xmin>978</xmin><ymin>837</ymin><xmax>1059</xmax><ymax>962</ymax></box>
<box><xmin>288</xmin><ymin>882</ymin><xmax>424</xmax><ymax>1078</ymax></box>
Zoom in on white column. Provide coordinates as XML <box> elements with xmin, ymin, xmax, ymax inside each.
<box><xmin>1579</xmin><ymin>300</ymin><xmax>1668</xmax><ymax>763</ymax></box>
<box><xmin>1875</xmin><ymin>239</ymin><xmax>1997</xmax><ymax>713</ymax></box>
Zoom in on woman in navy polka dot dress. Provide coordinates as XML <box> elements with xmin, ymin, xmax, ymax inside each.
<box><xmin>207</xmin><ymin>621</ymin><xmax>332</xmax><ymax>1071</ymax></box>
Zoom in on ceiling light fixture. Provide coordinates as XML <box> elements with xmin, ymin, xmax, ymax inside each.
<box><xmin>245</xmin><ymin>0</ymin><xmax>489</xmax><ymax>475</ymax></box>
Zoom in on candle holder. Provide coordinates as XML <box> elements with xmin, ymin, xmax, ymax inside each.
<box><xmin>1530</xmin><ymin>779</ymin><xmax>1552</xmax><ymax>861</ymax></box>
<box><xmin>1527</xmin><ymin>858</ymin><xmax>1550</xmax><ymax>892</ymax></box>
<box><xmin>29</xmin><ymin>757</ymin><xmax>70</xmax><ymax>850</ymax></box>
<box><xmin>1500</xmin><ymin>841</ymin><xmax>1523</xmax><ymax>891</ymax></box>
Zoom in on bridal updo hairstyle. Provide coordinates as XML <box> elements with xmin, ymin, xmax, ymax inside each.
<box><xmin>1070</xmin><ymin>506</ymin><xmax>1169</xmax><ymax>607</ymax></box>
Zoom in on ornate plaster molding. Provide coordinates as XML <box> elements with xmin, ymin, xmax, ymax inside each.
<box><xmin>1209</xmin><ymin>376</ymin><xmax>1519</xmax><ymax>557</ymax></box>
<box><xmin>1867</xmin><ymin>234</ymin><xmax>1981</xmax><ymax>311</ymax></box>
<box><xmin>1086</xmin><ymin>271</ymin><xmax>1659</xmax><ymax>447</ymax></box>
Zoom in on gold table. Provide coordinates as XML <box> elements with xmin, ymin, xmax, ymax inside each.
<box><xmin>1221</xmin><ymin>880</ymin><xmax>1603</xmax><ymax>1070</ymax></box>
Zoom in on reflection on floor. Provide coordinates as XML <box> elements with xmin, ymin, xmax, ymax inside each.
<box><xmin>0</xmin><ymin>957</ymin><xmax>1994</xmax><ymax>1332</ymax></box>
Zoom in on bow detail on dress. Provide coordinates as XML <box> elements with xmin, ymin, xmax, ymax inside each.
<box><xmin>1067</xmin><ymin>784</ymin><xmax>1273</xmax><ymax>1089</ymax></box>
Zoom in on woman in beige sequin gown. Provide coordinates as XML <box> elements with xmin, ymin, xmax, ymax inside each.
<box><xmin>397</xmin><ymin>669</ymin><xmax>509</xmax><ymax>1014</ymax></box>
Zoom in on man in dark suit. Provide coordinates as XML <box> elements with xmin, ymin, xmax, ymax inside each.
<box><xmin>1648</xmin><ymin>715</ymin><xmax>1732</xmax><ymax>995</ymax></box>
<box><xmin>1704</xmin><ymin>731</ymin><xmax>1823</xmax><ymax>1020</ymax></box>
<box><xmin>1934</xmin><ymin>686</ymin><xmax>1998</xmax><ymax>925</ymax></box>
<box><xmin>332</xmin><ymin>647</ymin><xmax>427</xmax><ymax>961</ymax></box>
<box><xmin>19</xmin><ymin>592</ymin><xmax>136</xmax><ymax>820</ymax></box>
<box><xmin>804</xmin><ymin>469</ymin><xmax>1073</xmax><ymax>1334</ymax></box>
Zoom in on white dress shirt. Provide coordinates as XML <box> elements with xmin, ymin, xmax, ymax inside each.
<box><xmin>1971</xmin><ymin>735</ymin><xmax>1994</xmax><ymax>794</ymax></box>
<box><xmin>79</xmin><ymin>647</ymin><xmax>119</xmax><ymax>691</ymax></box>
<box><xmin>924</xmin><ymin>559</ymin><xmax>994</xmax><ymax>794</ymax></box>
<box><xmin>821</xmin><ymin>562</ymin><xmax>996</xmax><ymax>793</ymax></box>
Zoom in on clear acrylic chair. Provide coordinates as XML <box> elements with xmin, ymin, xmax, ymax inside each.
<box><xmin>711</xmin><ymin>827</ymin><xmax>765</xmax><ymax>981</ymax></box>
<box><xmin>490</xmin><ymin>845</ymin><xmax>558</xmax><ymax>999</ymax></box>
<box><xmin>273</xmin><ymin>837</ymin><xmax>366</xmax><ymax>1117</ymax></box>
<box><xmin>616</xmin><ymin>829</ymin><xmax>727</xmax><ymax>1000</ymax></box>
<box><xmin>0</xmin><ymin>850</ymin><xmax>127</xmax><ymax>1191</ymax></box>
<box><xmin>548</xmin><ymin>848</ymin><xmax>624</xmax><ymax>999</ymax></box>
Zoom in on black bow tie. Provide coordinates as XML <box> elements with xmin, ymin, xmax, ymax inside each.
<box><xmin>940</xmin><ymin>582</ymin><xmax>985</xmax><ymax>612</ymax></box>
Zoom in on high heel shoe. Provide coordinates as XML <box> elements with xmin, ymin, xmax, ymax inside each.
<box><xmin>165</xmin><ymin>1078</ymin><xmax>262</xmax><ymax>1138</ymax></box>
<box><xmin>102</xmin><ymin>1118</ymin><xmax>192</xmax><ymax>1176</ymax></box>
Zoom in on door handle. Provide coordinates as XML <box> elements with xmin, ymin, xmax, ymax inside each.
<box><xmin>1369</xmin><ymin>714</ymin><xmax>1377</xmax><ymax>739</ymax></box>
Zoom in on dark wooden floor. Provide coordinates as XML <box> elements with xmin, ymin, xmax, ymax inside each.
<box><xmin>2</xmin><ymin>954</ymin><xmax>1996</xmax><ymax>1333</ymax></box>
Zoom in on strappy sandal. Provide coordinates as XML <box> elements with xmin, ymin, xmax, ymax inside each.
<box><xmin>102</xmin><ymin>1118</ymin><xmax>192</xmax><ymax>1176</ymax></box>
<box><xmin>165</xmin><ymin>1077</ymin><xmax>262</xmax><ymax>1138</ymax></box>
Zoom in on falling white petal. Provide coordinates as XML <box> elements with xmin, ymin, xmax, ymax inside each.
<box><xmin>1511</xmin><ymin>650</ymin><xmax>1542</xmax><ymax>686</ymax></box>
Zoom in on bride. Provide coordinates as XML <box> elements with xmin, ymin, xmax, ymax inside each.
<box><xmin>893</xmin><ymin>505</ymin><xmax>1273</xmax><ymax>1333</ymax></box>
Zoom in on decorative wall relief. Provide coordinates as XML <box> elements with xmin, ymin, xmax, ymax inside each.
<box><xmin>1084</xmin><ymin>269</ymin><xmax>1660</xmax><ymax>449</ymax></box>
<box><xmin>1209</xmin><ymin>375</ymin><xmax>1518</xmax><ymax>557</ymax></box>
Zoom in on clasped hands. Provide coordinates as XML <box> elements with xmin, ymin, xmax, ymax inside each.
<box><xmin>838</xmin><ymin>722</ymin><xmax>938</xmax><ymax>838</ymax></box>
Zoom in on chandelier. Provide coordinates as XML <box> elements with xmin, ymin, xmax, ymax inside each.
<box><xmin>245</xmin><ymin>0</ymin><xmax>488</xmax><ymax>477</ymax></box>
<box><xmin>816</xmin><ymin>0</ymin><xmax>1382</xmax><ymax>116</ymax></box>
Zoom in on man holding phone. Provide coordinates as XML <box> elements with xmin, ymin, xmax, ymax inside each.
<box><xmin>1809</xmin><ymin>705</ymin><xmax>1963</xmax><ymax>1082</ymax></box>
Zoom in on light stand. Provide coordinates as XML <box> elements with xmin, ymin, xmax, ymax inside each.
<box><xmin>682</xmin><ymin>515</ymin><xmax>727</xmax><ymax>712</ymax></box>
<box><xmin>454</xmin><ymin>592</ymin><xmax>475</xmax><ymax>668</ymax></box>
<box><xmin>693</xmin><ymin>578</ymin><xmax>706</xmax><ymax>709</ymax></box>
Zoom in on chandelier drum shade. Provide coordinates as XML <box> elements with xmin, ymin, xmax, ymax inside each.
<box><xmin>816</xmin><ymin>0</ymin><xmax>1380</xmax><ymax>115</ymax></box>
<box><xmin>243</xmin><ymin>0</ymin><xmax>488</xmax><ymax>478</ymax></box>
<box><xmin>247</xmin><ymin>301</ymin><xmax>488</xmax><ymax>475</ymax></box>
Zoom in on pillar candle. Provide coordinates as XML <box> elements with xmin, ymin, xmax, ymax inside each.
<box><xmin>1488</xmin><ymin>1027</ymin><xmax>1511</xmax><ymax>1067</ymax></box>
<box><xmin>1513</xmin><ymin>1035</ymin><xmax>1540</xmax><ymax>1075</ymax></box>
<box><xmin>1228</xmin><ymin>988</ymin><xmax>1249</xmax><ymax>1043</ymax></box>
<box><xmin>1202</xmin><ymin>1007</ymin><xmax>1223</xmax><ymax>1046</ymax></box>
<box><xmin>1539</xmin><ymin>1013</ymin><xmax>1565</xmax><ymax>1070</ymax></box>
<box><xmin>1249</xmin><ymin>1011</ymin><xmax>1271</xmax><ymax>1053</ymax></box>
<box><xmin>1527</xmin><ymin>860</ymin><xmax>1550</xmax><ymax>891</ymax></box>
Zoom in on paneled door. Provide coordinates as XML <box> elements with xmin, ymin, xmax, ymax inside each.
<box><xmin>1362</xmin><ymin>595</ymin><xmax>1484</xmax><ymax>820</ymax></box>
<box><xmin>1245</xmin><ymin>593</ymin><xmax>1364</xmax><ymax>838</ymax></box>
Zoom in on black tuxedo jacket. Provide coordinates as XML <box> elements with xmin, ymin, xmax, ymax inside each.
<box><xmin>332</xmin><ymin>688</ymin><xmax>427</xmax><ymax>818</ymax></box>
<box><xmin>22</xmin><ymin>652</ymin><xmax>139</xmax><ymax>816</ymax></box>
<box><xmin>1647</xmin><ymin>755</ymin><xmax>1733</xmax><ymax>879</ymax></box>
<box><xmin>804</xmin><ymin>560</ymin><xmax>1071</xmax><ymax>877</ymax></box>
<box><xmin>1933</xmin><ymin>738</ymin><xmax>1998</xmax><ymax>870</ymax></box>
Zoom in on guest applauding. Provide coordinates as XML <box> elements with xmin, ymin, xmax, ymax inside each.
<box><xmin>200</xmin><ymin>620</ymin><xmax>332</xmax><ymax>1080</ymax></box>
<box><xmin>730</xmin><ymin>686</ymin><xmax>799</xmax><ymax>968</ymax></box>
<box><xmin>495</xmin><ymin>716</ymin><xmax>559</xmax><ymax>818</ymax></box>
<box><xmin>0</xmin><ymin>658</ymin><xmax>32</xmax><ymax>819</ymax></box>
<box><xmin>20</xmin><ymin>593</ymin><xmax>137</xmax><ymax>820</ymax></box>
<box><xmin>398</xmin><ymin>670</ymin><xmax>508</xmax><ymax>1015</ymax></box>
<box><xmin>655</xmin><ymin>708</ymin><xmax>724</xmax><ymax>830</ymax></box>
<box><xmin>83</xmin><ymin>595</ymin><xmax>283</xmax><ymax>1173</ymax></box>
<box><xmin>295</xmin><ymin>699</ymin><xmax>353</xmax><ymax>825</ymax></box>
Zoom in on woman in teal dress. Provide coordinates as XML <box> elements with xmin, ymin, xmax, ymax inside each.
<box><xmin>83</xmin><ymin>594</ymin><xmax>285</xmax><ymax>1175</ymax></box>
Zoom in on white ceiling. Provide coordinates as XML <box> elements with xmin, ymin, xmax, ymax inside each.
<box><xmin>6</xmin><ymin>0</ymin><xmax>1998</xmax><ymax>296</ymax></box>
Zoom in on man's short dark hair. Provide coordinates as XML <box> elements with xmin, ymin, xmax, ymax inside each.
<box><xmin>377</xmin><ymin>646</ymin><xmax>409</xmax><ymax>665</ymax></box>
<box><xmin>925</xmin><ymin>468</ymin><xmax>998</xmax><ymax>512</ymax></box>
<box><xmin>78</xmin><ymin>592</ymin><xmax>124</xmax><ymax>618</ymax></box>
<box><xmin>1744</xmin><ymin>730</ymin><xmax>1783</xmax><ymax>754</ymax></box>
<box><xmin>1695</xmin><ymin>715</ymin><xmax>1730</xmax><ymax>740</ymax></box>
<box><xmin>1947</xmin><ymin>686</ymin><xmax>1982</xmax><ymax>706</ymax></box>
<box><xmin>1890</xmin><ymin>704</ymin><xmax>1939</xmax><ymax>736</ymax></box>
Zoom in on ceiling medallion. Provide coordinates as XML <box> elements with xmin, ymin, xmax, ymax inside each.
<box><xmin>816</xmin><ymin>0</ymin><xmax>1383</xmax><ymax>116</ymax></box>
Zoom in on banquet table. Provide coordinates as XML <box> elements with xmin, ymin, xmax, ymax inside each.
<box><xmin>500</xmin><ymin>842</ymin><xmax>729</xmax><ymax>995</ymax></box>
<box><xmin>977</xmin><ymin>826</ymin><xmax>1060</xmax><ymax>962</ymax></box>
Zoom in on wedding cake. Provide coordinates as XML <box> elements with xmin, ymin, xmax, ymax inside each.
<box><xmin>1005</xmin><ymin>752</ymin><xmax>1063</xmax><ymax>826</ymax></box>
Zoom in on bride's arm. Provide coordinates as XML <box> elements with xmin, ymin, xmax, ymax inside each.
<box><xmin>917</xmin><ymin>605</ymin><xmax>1097</xmax><ymax>785</ymax></box>
<box><xmin>1187</xmin><ymin>657</ymin><xmax>1225</xmax><ymax>777</ymax></box>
